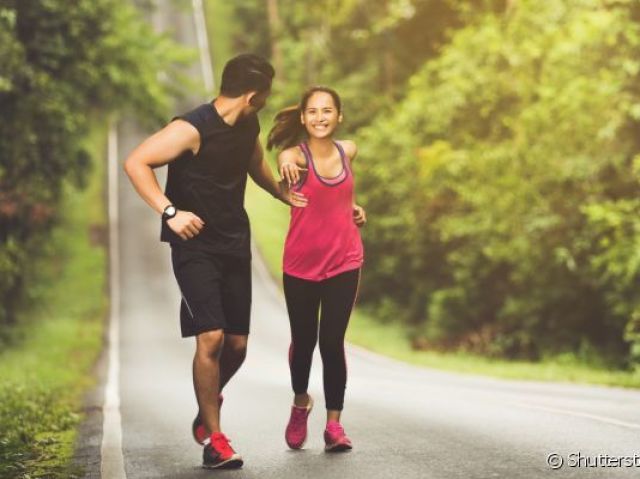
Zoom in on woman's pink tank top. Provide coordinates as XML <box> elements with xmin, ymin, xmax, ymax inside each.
<box><xmin>283</xmin><ymin>141</ymin><xmax>364</xmax><ymax>281</ymax></box>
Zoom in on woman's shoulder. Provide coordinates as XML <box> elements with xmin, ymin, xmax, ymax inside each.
<box><xmin>336</xmin><ymin>140</ymin><xmax>357</xmax><ymax>160</ymax></box>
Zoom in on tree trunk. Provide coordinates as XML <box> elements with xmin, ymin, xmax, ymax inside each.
<box><xmin>266</xmin><ymin>0</ymin><xmax>284</xmax><ymax>79</ymax></box>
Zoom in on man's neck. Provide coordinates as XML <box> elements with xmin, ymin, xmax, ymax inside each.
<box><xmin>212</xmin><ymin>96</ymin><xmax>246</xmax><ymax>126</ymax></box>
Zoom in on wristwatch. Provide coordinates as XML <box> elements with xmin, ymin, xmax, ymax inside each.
<box><xmin>162</xmin><ymin>204</ymin><xmax>177</xmax><ymax>221</ymax></box>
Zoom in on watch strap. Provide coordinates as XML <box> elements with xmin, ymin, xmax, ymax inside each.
<box><xmin>162</xmin><ymin>204</ymin><xmax>177</xmax><ymax>221</ymax></box>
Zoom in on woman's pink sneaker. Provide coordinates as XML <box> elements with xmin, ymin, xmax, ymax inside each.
<box><xmin>285</xmin><ymin>396</ymin><xmax>314</xmax><ymax>449</ymax></box>
<box><xmin>324</xmin><ymin>420</ymin><xmax>352</xmax><ymax>452</ymax></box>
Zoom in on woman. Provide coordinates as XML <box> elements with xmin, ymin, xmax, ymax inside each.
<box><xmin>267</xmin><ymin>86</ymin><xmax>366</xmax><ymax>452</ymax></box>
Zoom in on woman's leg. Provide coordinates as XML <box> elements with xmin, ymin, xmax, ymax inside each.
<box><xmin>318</xmin><ymin>268</ymin><xmax>360</xmax><ymax>421</ymax></box>
<box><xmin>283</xmin><ymin>273</ymin><xmax>321</xmax><ymax>403</ymax></box>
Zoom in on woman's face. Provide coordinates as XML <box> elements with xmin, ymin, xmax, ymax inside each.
<box><xmin>301</xmin><ymin>91</ymin><xmax>341</xmax><ymax>139</ymax></box>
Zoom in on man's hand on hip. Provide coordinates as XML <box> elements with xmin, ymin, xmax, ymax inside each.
<box><xmin>167</xmin><ymin>211</ymin><xmax>205</xmax><ymax>240</ymax></box>
<box><xmin>278</xmin><ymin>180</ymin><xmax>308</xmax><ymax>208</ymax></box>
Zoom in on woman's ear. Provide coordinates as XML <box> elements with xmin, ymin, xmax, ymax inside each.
<box><xmin>338</xmin><ymin>113</ymin><xmax>344</xmax><ymax>123</ymax></box>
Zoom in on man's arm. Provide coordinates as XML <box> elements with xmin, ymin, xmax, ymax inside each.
<box><xmin>123</xmin><ymin>120</ymin><xmax>205</xmax><ymax>240</ymax></box>
<box><xmin>248</xmin><ymin>139</ymin><xmax>308</xmax><ymax>207</ymax></box>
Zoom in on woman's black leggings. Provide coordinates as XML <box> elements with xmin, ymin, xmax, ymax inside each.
<box><xmin>283</xmin><ymin>268</ymin><xmax>360</xmax><ymax>411</ymax></box>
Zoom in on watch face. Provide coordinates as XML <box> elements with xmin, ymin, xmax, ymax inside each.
<box><xmin>165</xmin><ymin>206</ymin><xmax>176</xmax><ymax>217</ymax></box>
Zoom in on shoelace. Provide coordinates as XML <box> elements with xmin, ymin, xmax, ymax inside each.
<box><xmin>326</xmin><ymin>422</ymin><xmax>345</xmax><ymax>438</ymax></box>
<box><xmin>211</xmin><ymin>433</ymin><xmax>234</xmax><ymax>456</ymax></box>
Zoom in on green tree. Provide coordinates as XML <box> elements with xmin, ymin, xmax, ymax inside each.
<box><xmin>358</xmin><ymin>0</ymin><xmax>640</xmax><ymax>366</ymax></box>
<box><xmin>224</xmin><ymin>0</ymin><xmax>501</xmax><ymax>131</ymax></box>
<box><xmin>0</xmin><ymin>0</ymin><xmax>188</xmax><ymax>333</ymax></box>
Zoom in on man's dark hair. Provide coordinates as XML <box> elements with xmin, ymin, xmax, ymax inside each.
<box><xmin>220</xmin><ymin>54</ymin><xmax>275</xmax><ymax>97</ymax></box>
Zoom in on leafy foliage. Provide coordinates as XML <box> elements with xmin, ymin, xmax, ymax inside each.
<box><xmin>0</xmin><ymin>384</ymin><xmax>80</xmax><ymax>478</ymax></box>
<box><xmin>224</xmin><ymin>0</ymin><xmax>640</xmax><ymax>368</ymax></box>
<box><xmin>358</xmin><ymin>0</ymin><xmax>640</xmax><ymax>365</ymax></box>
<box><xmin>0</xmin><ymin>0</ymin><xmax>187</xmax><ymax>331</ymax></box>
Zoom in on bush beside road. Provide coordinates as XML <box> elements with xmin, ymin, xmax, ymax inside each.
<box><xmin>0</xmin><ymin>128</ymin><xmax>108</xmax><ymax>478</ymax></box>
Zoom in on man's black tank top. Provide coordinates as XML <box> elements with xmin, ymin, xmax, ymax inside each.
<box><xmin>160</xmin><ymin>102</ymin><xmax>260</xmax><ymax>257</ymax></box>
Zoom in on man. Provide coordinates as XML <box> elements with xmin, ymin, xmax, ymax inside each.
<box><xmin>124</xmin><ymin>54</ymin><xmax>306</xmax><ymax>469</ymax></box>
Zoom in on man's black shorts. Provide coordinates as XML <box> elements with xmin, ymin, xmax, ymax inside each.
<box><xmin>171</xmin><ymin>245</ymin><xmax>251</xmax><ymax>337</ymax></box>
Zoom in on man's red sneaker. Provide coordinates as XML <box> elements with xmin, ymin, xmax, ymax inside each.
<box><xmin>202</xmin><ymin>432</ymin><xmax>243</xmax><ymax>469</ymax></box>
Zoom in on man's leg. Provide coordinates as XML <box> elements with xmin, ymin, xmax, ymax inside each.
<box><xmin>218</xmin><ymin>255</ymin><xmax>252</xmax><ymax>391</ymax></box>
<box><xmin>219</xmin><ymin>333</ymin><xmax>248</xmax><ymax>390</ymax></box>
<box><xmin>193</xmin><ymin>329</ymin><xmax>225</xmax><ymax>433</ymax></box>
<box><xmin>194</xmin><ymin>328</ymin><xmax>244</xmax><ymax>469</ymax></box>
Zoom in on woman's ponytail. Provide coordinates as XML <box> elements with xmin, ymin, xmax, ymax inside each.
<box><xmin>267</xmin><ymin>105</ymin><xmax>304</xmax><ymax>151</ymax></box>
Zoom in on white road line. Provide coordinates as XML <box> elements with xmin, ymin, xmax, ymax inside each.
<box><xmin>192</xmin><ymin>0</ymin><xmax>215</xmax><ymax>95</ymax></box>
<box><xmin>509</xmin><ymin>401</ymin><xmax>640</xmax><ymax>430</ymax></box>
<box><xmin>100</xmin><ymin>3</ymin><xmax>214</xmax><ymax>475</ymax></box>
<box><xmin>101</xmin><ymin>123</ymin><xmax>127</xmax><ymax>478</ymax></box>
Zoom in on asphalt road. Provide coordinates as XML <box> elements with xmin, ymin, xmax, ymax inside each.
<box><xmin>92</xmin><ymin>1</ymin><xmax>640</xmax><ymax>478</ymax></box>
<box><xmin>114</xmin><ymin>127</ymin><xmax>640</xmax><ymax>478</ymax></box>
<box><xmin>115</xmin><ymin>121</ymin><xmax>640</xmax><ymax>478</ymax></box>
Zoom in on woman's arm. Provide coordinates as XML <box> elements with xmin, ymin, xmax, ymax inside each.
<box><xmin>250</xmin><ymin>140</ymin><xmax>308</xmax><ymax>207</ymax></box>
<box><xmin>277</xmin><ymin>147</ymin><xmax>307</xmax><ymax>186</ymax></box>
<box><xmin>339</xmin><ymin>140</ymin><xmax>366</xmax><ymax>227</ymax></box>
<box><xmin>340</xmin><ymin>140</ymin><xmax>358</xmax><ymax>163</ymax></box>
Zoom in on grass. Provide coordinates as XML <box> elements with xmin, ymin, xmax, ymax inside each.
<box><xmin>347</xmin><ymin>311</ymin><xmax>640</xmax><ymax>388</ymax></box>
<box><xmin>245</xmin><ymin>179</ymin><xmax>640</xmax><ymax>389</ymax></box>
<box><xmin>0</xmin><ymin>127</ymin><xmax>108</xmax><ymax>478</ymax></box>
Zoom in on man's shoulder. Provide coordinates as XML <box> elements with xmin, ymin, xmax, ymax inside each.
<box><xmin>177</xmin><ymin>103</ymin><xmax>214</xmax><ymax>126</ymax></box>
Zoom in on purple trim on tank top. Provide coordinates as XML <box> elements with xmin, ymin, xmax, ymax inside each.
<box><xmin>302</xmin><ymin>141</ymin><xmax>349</xmax><ymax>187</ymax></box>
<box><xmin>293</xmin><ymin>144</ymin><xmax>311</xmax><ymax>191</ymax></box>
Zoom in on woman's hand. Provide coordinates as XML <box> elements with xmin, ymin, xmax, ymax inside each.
<box><xmin>353</xmin><ymin>204</ymin><xmax>366</xmax><ymax>227</ymax></box>
<box><xmin>279</xmin><ymin>162</ymin><xmax>307</xmax><ymax>187</ymax></box>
